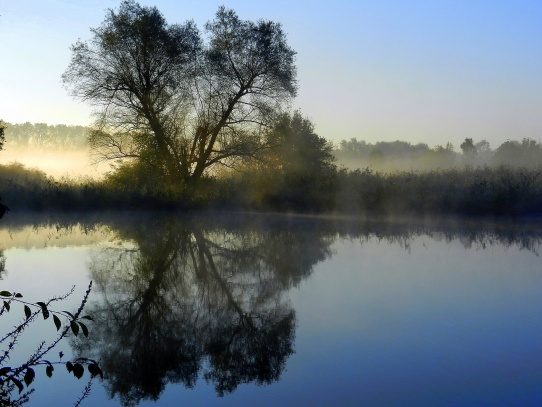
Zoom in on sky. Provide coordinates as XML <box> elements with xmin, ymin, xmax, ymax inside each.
<box><xmin>1</xmin><ymin>0</ymin><xmax>542</xmax><ymax>149</ymax></box>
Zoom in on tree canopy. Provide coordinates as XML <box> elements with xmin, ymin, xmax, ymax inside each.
<box><xmin>63</xmin><ymin>1</ymin><xmax>297</xmax><ymax>187</ymax></box>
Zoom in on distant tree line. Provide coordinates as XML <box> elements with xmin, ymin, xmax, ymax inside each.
<box><xmin>335</xmin><ymin>137</ymin><xmax>542</xmax><ymax>170</ymax></box>
<box><xmin>2</xmin><ymin>122</ymin><xmax>88</xmax><ymax>150</ymax></box>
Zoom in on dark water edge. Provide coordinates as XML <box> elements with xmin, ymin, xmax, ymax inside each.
<box><xmin>3</xmin><ymin>209</ymin><xmax>542</xmax><ymax>242</ymax></box>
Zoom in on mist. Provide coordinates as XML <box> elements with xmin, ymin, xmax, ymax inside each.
<box><xmin>334</xmin><ymin>137</ymin><xmax>542</xmax><ymax>172</ymax></box>
<box><xmin>0</xmin><ymin>123</ymin><xmax>108</xmax><ymax>180</ymax></box>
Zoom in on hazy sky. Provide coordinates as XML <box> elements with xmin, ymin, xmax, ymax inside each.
<box><xmin>1</xmin><ymin>1</ymin><xmax>542</xmax><ymax>148</ymax></box>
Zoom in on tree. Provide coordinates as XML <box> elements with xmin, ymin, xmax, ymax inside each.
<box><xmin>256</xmin><ymin>112</ymin><xmax>336</xmax><ymax>210</ymax></box>
<box><xmin>492</xmin><ymin>138</ymin><xmax>542</xmax><ymax>168</ymax></box>
<box><xmin>460</xmin><ymin>138</ymin><xmax>476</xmax><ymax>158</ymax></box>
<box><xmin>266</xmin><ymin>112</ymin><xmax>334</xmax><ymax>174</ymax></box>
<box><xmin>62</xmin><ymin>1</ymin><xmax>297</xmax><ymax>188</ymax></box>
<box><xmin>0</xmin><ymin>120</ymin><xmax>6</xmax><ymax>151</ymax></box>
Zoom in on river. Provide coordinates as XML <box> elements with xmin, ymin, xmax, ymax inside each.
<box><xmin>1</xmin><ymin>212</ymin><xmax>542</xmax><ymax>406</ymax></box>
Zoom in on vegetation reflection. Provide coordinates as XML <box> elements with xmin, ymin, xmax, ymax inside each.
<box><xmin>75</xmin><ymin>216</ymin><xmax>333</xmax><ymax>406</ymax></box>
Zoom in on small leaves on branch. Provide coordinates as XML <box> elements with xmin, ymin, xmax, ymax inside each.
<box><xmin>24</xmin><ymin>305</ymin><xmax>31</xmax><ymax>320</ymax></box>
<box><xmin>46</xmin><ymin>363</ymin><xmax>54</xmax><ymax>378</ymax></box>
<box><xmin>23</xmin><ymin>368</ymin><xmax>35</xmax><ymax>387</ymax></box>
<box><xmin>0</xmin><ymin>285</ymin><xmax>95</xmax><ymax>336</ymax></box>
<box><xmin>53</xmin><ymin>314</ymin><xmax>62</xmax><ymax>331</ymax></box>
<box><xmin>36</xmin><ymin>302</ymin><xmax>49</xmax><ymax>320</ymax></box>
<box><xmin>87</xmin><ymin>363</ymin><xmax>103</xmax><ymax>380</ymax></box>
<box><xmin>0</xmin><ymin>281</ymin><xmax>102</xmax><ymax>405</ymax></box>
<box><xmin>66</xmin><ymin>359</ymin><xmax>103</xmax><ymax>380</ymax></box>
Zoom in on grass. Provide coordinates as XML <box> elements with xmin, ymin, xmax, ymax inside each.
<box><xmin>1</xmin><ymin>162</ymin><xmax>541</xmax><ymax>218</ymax></box>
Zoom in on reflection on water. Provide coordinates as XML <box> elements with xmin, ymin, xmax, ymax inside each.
<box><xmin>0</xmin><ymin>249</ymin><xmax>5</xmax><ymax>279</ymax></box>
<box><xmin>1</xmin><ymin>213</ymin><xmax>542</xmax><ymax>406</ymax></box>
<box><xmin>77</xmin><ymin>216</ymin><xmax>334</xmax><ymax>406</ymax></box>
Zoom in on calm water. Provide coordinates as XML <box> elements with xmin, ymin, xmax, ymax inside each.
<box><xmin>1</xmin><ymin>212</ymin><xmax>542</xmax><ymax>406</ymax></box>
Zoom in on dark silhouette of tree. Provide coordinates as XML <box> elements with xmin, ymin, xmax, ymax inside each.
<box><xmin>255</xmin><ymin>111</ymin><xmax>336</xmax><ymax>210</ymax></box>
<box><xmin>460</xmin><ymin>138</ymin><xmax>476</xmax><ymax>164</ymax></box>
<box><xmin>62</xmin><ymin>1</ymin><xmax>297</xmax><ymax>188</ymax></box>
<box><xmin>267</xmin><ymin>112</ymin><xmax>335</xmax><ymax>175</ymax></box>
<box><xmin>0</xmin><ymin>121</ymin><xmax>6</xmax><ymax>151</ymax></box>
<box><xmin>74</xmin><ymin>216</ymin><xmax>333</xmax><ymax>406</ymax></box>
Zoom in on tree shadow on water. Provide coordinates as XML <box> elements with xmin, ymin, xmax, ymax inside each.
<box><xmin>73</xmin><ymin>215</ymin><xmax>334</xmax><ymax>406</ymax></box>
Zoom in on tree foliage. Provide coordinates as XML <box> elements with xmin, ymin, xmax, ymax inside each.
<box><xmin>268</xmin><ymin>111</ymin><xmax>335</xmax><ymax>175</ymax></box>
<box><xmin>260</xmin><ymin>111</ymin><xmax>336</xmax><ymax>210</ymax></box>
<box><xmin>460</xmin><ymin>137</ymin><xmax>476</xmax><ymax>156</ymax></box>
<box><xmin>0</xmin><ymin>121</ymin><xmax>6</xmax><ymax>152</ymax></box>
<box><xmin>63</xmin><ymin>1</ymin><xmax>297</xmax><ymax>186</ymax></box>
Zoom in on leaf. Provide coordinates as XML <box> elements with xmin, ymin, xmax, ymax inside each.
<box><xmin>59</xmin><ymin>351</ymin><xmax>64</xmax><ymax>360</ymax></box>
<box><xmin>37</xmin><ymin>302</ymin><xmax>49</xmax><ymax>320</ymax></box>
<box><xmin>14</xmin><ymin>293</ymin><xmax>22</xmax><ymax>298</ymax></box>
<box><xmin>24</xmin><ymin>304</ymin><xmax>31</xmax><ymax>320</ymax></box>
<box><xmin>88</xmin><ymin>363</ymin><xmax>103</xmax><ymax>379</ymax></box>
<box><xmin>78</xmin><ymin>322</ymin><xmax>89</xmax><ymax>337</ymax></box>
<box><xmin>46</xmin><ymin>365</ymin><xmax>54</xmax><ymax>378</ymax></box>
<box><xmin>72</xmin><ymin>363</ymin><xmax>84</xmax><ymax>379</ymax></box>
<box><xmin>0</xmin><ymin>291</ymin><xmax>11</xmax><ymax>297</ymax></box>
<box><xmin>3</xmin><ymin>301</ymin><xmax>9</xmax><ymax>312</ymax></box>
<box><xmin>12</xmin><ymin>377</ymin><xmax>23</xmax><ymax>394</ymax></box>
<box><xmin>0</xmin><ymin>367</ymin><xmax>11</xmax><ymax>376</ymax></box>
<box><xmin>23</xmin><ymin>368</ymin><xmax>35</xmax><ymax>386</ymax></box>
<box><xmin>81</xmin><ymin>315</ymin><xmax>94</xmax><ymax>321</ymax></box>
<box><xmin>66</xmin><ymin>361</ymin><xmax>73</xmax><ymax>373</ymax></box>
<box><xmin>63</xmin><ymin>311</ymin><xmax>75</xmax><ymax>320</ymax></box>
<box><xmin>70</xmin><ymin>321</ymin><xmax>79</xmax><ymax>336</ymax></box>
<box><xmin>53</xmin><ymin>314</ymin><xmax>62</xmax><ymax>331</ymax></box>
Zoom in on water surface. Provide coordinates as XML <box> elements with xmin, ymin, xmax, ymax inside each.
<box><xmin>1</xmin><ymin>213</ymin><xmax>542</xmax><ymax>406</ymax></box>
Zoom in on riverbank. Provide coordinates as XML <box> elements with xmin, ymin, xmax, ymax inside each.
<box><xmin>1</xmin><ymin>162</ymin><xmax>541</xmax><ymax>218</ymax></box>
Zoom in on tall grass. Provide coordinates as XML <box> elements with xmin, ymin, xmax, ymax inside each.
<box><xmin>334</xmin><ymin>166</ymin><xmax>542</xmax><ymax>216</ymax></box>
<box><xmin>1</xmin><ymin>162</ymin><xmax>541</xmax><ymax>217</ymax></box>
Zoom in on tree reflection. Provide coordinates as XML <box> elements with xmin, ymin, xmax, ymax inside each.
<box><xmin>0</xmin><ymin>250</ymin><xmax>5</xmax><ymax>279</ymax></box>
<box><xmin>75</xmin><ymin>215</ymin><xmax>333</xmax><ymax>406</ymax></box>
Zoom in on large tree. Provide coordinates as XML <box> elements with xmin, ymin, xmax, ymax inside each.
<box><xmin>63</xmin><ymin>1</ymin><xmax>297</xmax><ymax>186</ymax></box>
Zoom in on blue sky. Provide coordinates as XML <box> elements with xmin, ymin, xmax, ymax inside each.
<box><xmin>1</xmin><ymin>0</ymin><xmax>542</xmax><ymax>148</ymax></box>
